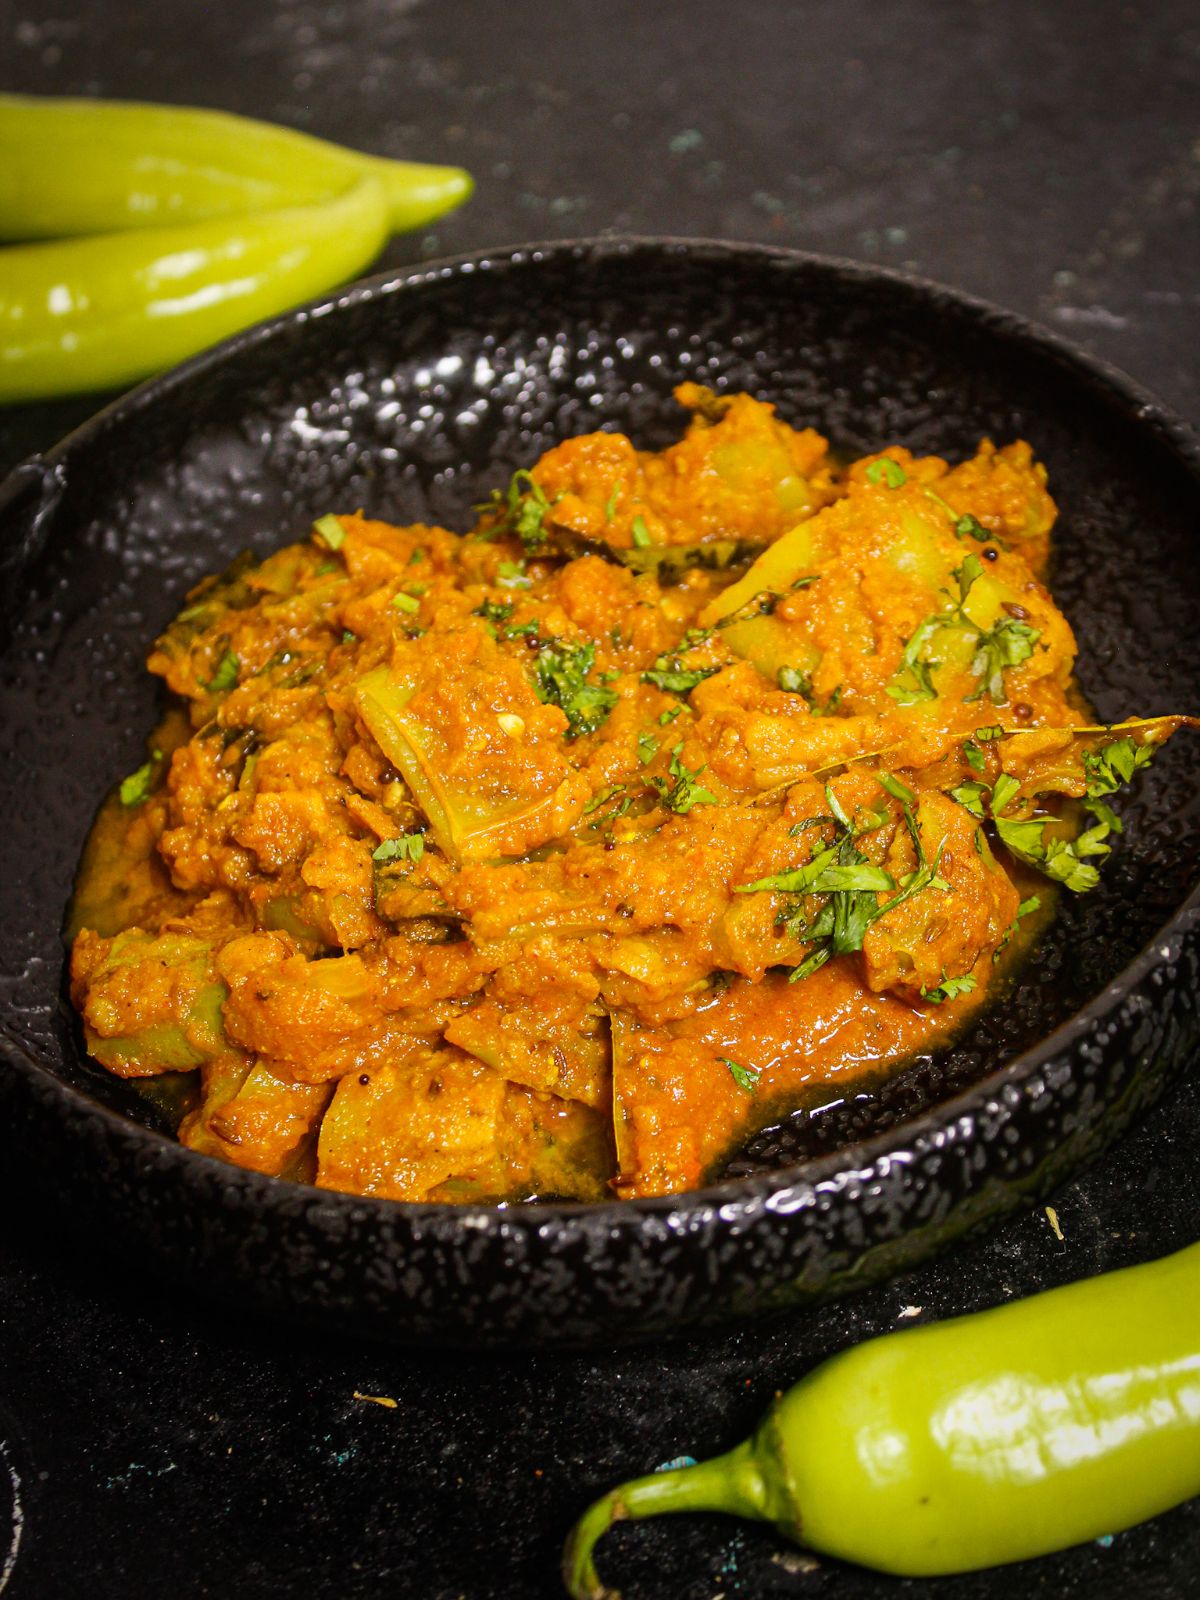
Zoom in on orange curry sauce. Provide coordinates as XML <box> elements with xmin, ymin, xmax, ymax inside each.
<box><xmin>68</xmin><ymin>384</ymin><xmax>1183</xmax><ymax>1202</ymax></box>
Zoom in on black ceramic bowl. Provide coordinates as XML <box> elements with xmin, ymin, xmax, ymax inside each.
<box><xmin>1</xmin><ymin>239</ymin><xmax>1197</xmax><ymax>1349</ymax></box>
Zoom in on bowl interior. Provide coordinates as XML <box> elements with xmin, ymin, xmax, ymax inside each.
<box><xmin>1</xmin><ymin>240</ymin><xmax>1198</xmax><ymax>1187</ymax></box>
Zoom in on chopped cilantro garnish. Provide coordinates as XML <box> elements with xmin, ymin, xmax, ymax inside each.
<box><xmin>497</xmin><ymin>560</ymin><xmax>531</xmax><ymax>589</ymax></box>
<box><xmin>312</xmin><ymin>513</ymin><xmax>345</xmax><ymax>551</ymax></box>
<box><xmin>474</xmin><ymin>599</ymin><xmax>514</xmax><ymax>626</ymax></box>
<box><xmin>966</xmin><ymin>615</ymin><xmax>1039</xmax><ymax>705</ymax></box>
<box><xmin>604</xmin><ymin>484</ymin><xmax>621</xmax><ymax>523</ymax></box>
<box><xmin>637</xmin><ymin>731</ymin><xmax>658</xmax><ymax>765</ymax></box>
<box><xmin>723</xmin><ymin>1058</ymin><xmax>760</xmax><ymax>1093</ymax></box>
<box><xmin>119</xmin><ymin>751</ymin><xmax>163</xmax><ymax>807</ymax></box>
<box><xmin>534</xmin><ymin>641</ymin><xmax>618</xmax><ymax>739</ymax></box>
<box><xmin>373</xmin><ymin>833</ymin><xmax>425</xmax><ymax>864</ymax></box>
<box><xmin>483</xmin><ymin>469</ymin><xmax>559</xmax><ymax>549</ymax></box>
<box><xmin>641</xmin><ymin>655</ymin><xmax>722</xmax><ymax>696</ymax></box>
<box><xmin>887</xmin><ymin>557</ymin><xmax>1038</xmax><ymax>707</ymax></box>
<box><xmin>408</xmin><ymin>547</ymin><xmax>426</xmax><ymax>564</ymax></box>
<box><xmin>658</xmin><ymin>705</ymin><xmax>684</xmax><ymax>726</ymax></box>
<box><xmin>867</xmin><ymin>458</ymin><xmax>907</xmax><ymax>488</ymax></box>
<box><xmin>877</xmin><ymin>771</ymin><xmax>917</xmax><ymax>807</ymax></box>
<box><xmin>651</xmin><ymin>745</ymin><xmax>718</xmax><ymax>814</ymax></box>
<box><xmin>975</xmin><ymin>724</ymin><xmax>1005</xmax><ymax>741</ymax></box>
<box><xmin>393</xmin><ymin>592</ymin><xmax>421</xmax><ymax>615</ymax></box>
<box><xmin>921</xmin><ymin>973</ymin><xmax>978</xmax><ymax>1004</ymax></box>
<box><xmin>630</xmin><ymin>514</ymin><xmax>652</xmax><ymax>548</ymax></box>
<box><xmin>954</xmin><ymin>512</ymin><xmax>991</xmax><ymax>542</ymax></box>
<box><xmin>950</xmin><ymin>778</ymin><xmax>989</xmax><ymax>818</ymax></box>
<box><xmin>963</xmin><ymin>738</ymin><xmax>986</xmax><ymax>773</ymax></box>
<box><xmin>1084</xmin><ymin>735</ymin><xmax>1156</xmax><ymax>797</ymax></box>
<box><xmin>737</xmin><ymin>791</ymin><xmax>948</xmax><ymax>982</ymax></box>
<box><xmin>207</xmin><ymin>649</ymin><xmax>240</xmax><ymax>693</ymax></box>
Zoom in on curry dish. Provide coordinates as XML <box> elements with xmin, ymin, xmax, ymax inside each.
<box><xmin>68</xmin><ymin>384</ymin><xmax>1188</xmax><ymax>1202</ymax></box>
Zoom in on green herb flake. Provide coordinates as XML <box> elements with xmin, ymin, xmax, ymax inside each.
<box><xmin>950</xmin><ymin>779</ymin><xmax>989</xmax><ymax>819</ymax></box>
<box><xmin>954</xmin><ymin>513</ymin><xmax>991</xmax><ymax>542</ymax></box>
<box><xmin>372</xmin><ymin>833</ymin><xmax>425</xmax><ymax>864</ymax></box>
<box><xmin>641</xmin><ymin>655</ymin><xmax>722</xmax><ymax>696</ymax></box>
<box><xmin>408</xmin><ymin>547</ymin><xmax>426</xmax><ymax>564</ymax></box>
<box><xmin>658</xmin><ymin>705</ymin><xmax>684</xmax><ymax>726</ymax></box>
<box><xmin>482</xmin><ymin>468</ymin><xmax>559</xmax><ymax>550</ymax></box>
<box><xmin>975</xmin><ymin>724</ymin><xmax>1005</xmax><ymax>742</ymax></box>
<box><xmin>604</xmin><ymin>484</ymin><xmax>621</xmax><ymax>523</ymax></box>
<box><xmin>866</xmin><ymin>457</ymin><xmax>907</xmax><ymax>488</ymax></box>
<box><xmin>723</xmin><ymin>1058</ymin><xmax>761</xmax><ymax>1093</ymax></box>
<box><xmin>392</xmin><ymin>592</ymin><xmax>421</xmax><ymax>615</ymax></box>
<box><xmin>963</xmin><ymin>738</ymin><xmax>985</xmax><ymax>773</ymax></box>
<box><xmin>534</xmin><ymin>641</ymin><xmax>619</xmax><ymax>739</ymax></box>
<box><xmin>207</xmin><ymin>649</ymin><xmax>240</xmax><ymax>693</ymax></box>
<box><xmin>474</xmin><ymin>599</ymin><xmax>514</xmax><ymax>626</ymax></box>
<box><xmin>630</xmin><ymin>514</ymin><xmax>652</xmax><ymax>549</ymax></box>
<box><xmin>497</xmin><ymin>560</ymin><xmax>531</xmax><ymax>589</ymax></box>
<box><xmin>637</xmin><ymin>731</ymin><xmax>658</xmax><ymax>766</ymax></box>
<box><xmin>920</xmin><ymin>973</ymin><xmax>978</xmax><ymax>1004</ymax></box>
<box><xmin>652</xmin><ymin>745</ymin><xmax>718</xmax><ymax>814</ymax></box>
<box><xmin>312</xmin><ymin>514</ymin><xmax>346</xmax><ymax>551</ymax></box>
<box><xmin>877</xmin><ymin>771</ymin><xmax>918</xmax><ymax>807</ymax></box>
<box><xmin>119</xmin><ymin>751</ymin><xmax>163</xmax><ymax>807</ymax></box>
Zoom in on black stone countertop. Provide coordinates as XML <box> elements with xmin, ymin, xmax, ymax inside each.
<box><xmin>1</xmin><ymin>3</ymin><xmax>1198</xmax><ymax>1596</ymax></box>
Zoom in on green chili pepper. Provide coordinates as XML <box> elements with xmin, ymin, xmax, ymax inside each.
<box><xmin>1</xmin><ymin>174</ymin><xmax>398</xmax><ymax>403</ymax></box>
<box><xmin>564</xmin><ymin>1241</ymin><xmax>1200</xmax><ymax>1594</ymax></box>
<box><xmin>0</xmin><ymin>93</ymin><xmax>472</xmax><ymax>241</ymax></box>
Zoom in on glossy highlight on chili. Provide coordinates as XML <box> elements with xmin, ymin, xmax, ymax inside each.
<box><xmin>563</xmin><ymin>1240</ymin><xmax>1200</xmax><ymax>1592</ymax></box>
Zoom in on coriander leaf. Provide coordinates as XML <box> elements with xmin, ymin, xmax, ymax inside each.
<box><xmin>474</xmin><ymin>599</ymin><xmax>514</xmax><ymax>625</ymax></box>
<box><xmin>990</xmin><ymin>773</ymin><xmax>1022</xmax><ymax>815</ymax></box>
<box><xmin>604</xmin><ymin>484</ymin><xmax>621</xmax><ymax>523</ymax></box>
<box><xmin>497</xmin><ymin>560</ymin><xmax>531</xmax><ymax>589</ymax></box>
<box><xmin>658</xmin><ymin>705</ymin><xmax>684</xmax><ymax>726</ymax></box>
<box><xmin>119</xmin><ymin>751</ymin><xmax>163</xmax><ymax>807</ymax></box>
<box><xmin>373</xmin><ymin>833</ymin><xmax>425</xmax><ymax>864</ymax></box>
<box><xmin>951</xmin><ymin>779</ymin><xmax>989</xmax><ymax>818</ymax></box>
<box><xmin>1084</xmin><ymin>735</ymin><xmax>1156</xmax><ymax>797</ymax></box>
<box><xmin>963</xmin><ymin>738</ymin><xmax>985</xmax><ymax>773</ymax></box>
<box><xmin>393</xmin><ymin>592</ymin><xmax>421</xmax><ymax>615</ymax></box>
<box><xmin>965</xmin><ymin>617</ymin><xmax>1039</xmax><ymax>705</ymax></box>
<box><xmin>641</xmin><ymin>655</ymin><xmax>722</xmax><ymax>696</ymax></box>
<box><xmin>207</xmin><ymin>649</ymin><xmax>239</xmax><ymax>693</ymax></box>
<box><xmin>877</xmin><ymin>771</ymin><xmax>917</xmax><ymax>807</ymax></box>
<box><xmin>723</xmin><ymin>1058</ymin><xmax>761</xmax><ymax>1093</ymax></box>
<box><xmin>483</xmin><ymin>469</ymin><xmax>558</xmax><ymax>549</ymax></box>
<box><xmin>921</xmin><ymin>972</ymin><xmax>978</xmax><ymax>1004</ymax></box>
<box><xmin>630</xmin><ymin>514</ymin><xmax>652</xmax><ymax>548</ymax></box>
<box><xmin>974</xmin><ymin>724</ymin><xmax>1005</xmax><ymax>741</ymax></box>
<box><xmin>637</xmin><ymin>731</ymin><xmax>658</xmax><ymax>766</ymax></box>
<box><xmin>867</xmin><ymin>457</ymin><xmax>907</xmax><ymax>488</ymax></box>
<box><xmin>954</xmin><ymin>513</ymin><xmax>990</xmax><ymax>542</ymax></box>
<box><xmin>652</xmin><ymin>745</ymin><xmax>718</xmax><ymax>814</ymax></box>
<box><xmin>534</xmin><ymin>641</ymin><xmax>618</xmax><ymax>739</ymax></box>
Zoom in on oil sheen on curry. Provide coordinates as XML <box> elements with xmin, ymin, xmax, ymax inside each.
<box><xmin>68</xmin><ymin>384</ymin><xmax>1189</xmax><ymax>1203</ymax></box>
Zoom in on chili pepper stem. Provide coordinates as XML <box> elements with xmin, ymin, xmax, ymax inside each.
<box><xmin>562</xmin><ymin>1440</ymin><xmax>769</xmax><ymax>1600</ymax></box>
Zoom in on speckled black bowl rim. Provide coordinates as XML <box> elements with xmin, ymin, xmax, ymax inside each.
<box><xmin>2</xmin><ymin>235</ymin><xmax>1199</xmax><ymax>1254</ymax></box>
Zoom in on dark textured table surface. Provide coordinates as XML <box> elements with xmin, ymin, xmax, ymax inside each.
<box><xmin>1</xmin><ymin>3</ymin><xmax>1198</xmax><ymax>1597</ymax></box>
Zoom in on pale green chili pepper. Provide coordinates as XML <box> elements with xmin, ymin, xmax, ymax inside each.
<box><xmin>0</xmin><ymin>92</ymin><xmax>472</xmax><ymax>240</ymax></box>
<box><xmin>564</xmin><ymin>1240</ymin><xmax>1200</xmax><ymax>1594</ymax></box>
